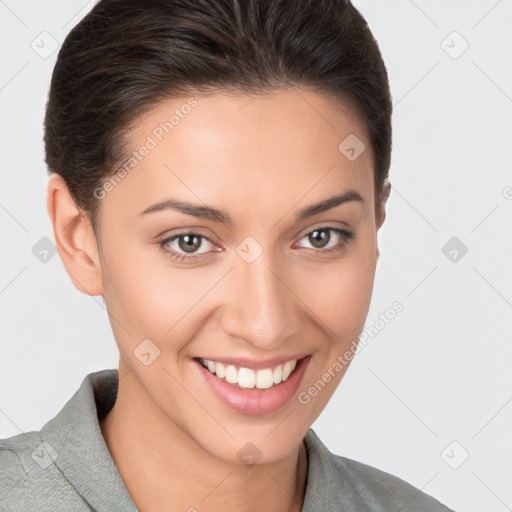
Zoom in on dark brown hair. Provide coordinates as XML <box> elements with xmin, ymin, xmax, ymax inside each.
<box><xmin>44</xmin><ymin>0</ymin><xmax>392</xmax><ymax>233</ymax></box>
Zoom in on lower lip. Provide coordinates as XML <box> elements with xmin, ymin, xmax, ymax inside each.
<box><xmin>193</xmin><ymin>356</ymin><xmax>311</xmax><ymax>415</ymax></box>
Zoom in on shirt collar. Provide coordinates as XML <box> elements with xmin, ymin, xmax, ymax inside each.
<box><xmin>41</xmin><ymin>369</ymin><xmax>138</xmax><ymax>511</ymax></box>
<box><xmin>40</xmin><ymin>368</ymin><xmax>359</xmax><ymax>512</ymax></box>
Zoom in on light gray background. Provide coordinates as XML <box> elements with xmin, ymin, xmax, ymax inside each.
<box><xmin>1</xmin><ymin>1</ymin><xmax>511</xmax><ymax>511</ymax></box>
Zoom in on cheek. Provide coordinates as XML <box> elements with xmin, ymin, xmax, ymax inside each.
<box><xmin>100</xmin><ymin>241</ymin><xmax>227</xmax><ymax>349</ymax></box>
<box><xmin>293</xmin><ymin>236</ymin><xmax>377</xmax><ymax>338</ymax></box>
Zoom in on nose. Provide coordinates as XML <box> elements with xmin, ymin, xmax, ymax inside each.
<box><xmin>218</xmin><ymin>250</ymin><xmax>301</xmax><ymax>351</ymax></box>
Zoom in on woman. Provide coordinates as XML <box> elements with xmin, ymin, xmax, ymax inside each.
<box><xmin>0</xmin><ymin>0</ymin><xmax>455</xmax><ymax>510</ymax></box>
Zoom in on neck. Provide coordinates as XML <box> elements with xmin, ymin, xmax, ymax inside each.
<box><xmin>99</xmin><ymin>369</ymin><xmax>309</xmax><ymax>512</ymax></box>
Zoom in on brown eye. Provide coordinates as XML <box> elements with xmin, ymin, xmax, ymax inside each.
<box><xmin>160</xmin><ymin>232</ymin><xmax>216</xmax><ymax>261</ymax></box>
<box><xmin>296</xmin><ymin>227</ymin><xmax>354</xmax><ymax>254</ymax></box>
<box><xmin>308</xmin><ymin>229</ymin><xmax>331</xmax><ymax>249</ymax></box>
<box><xmin>177</xmin><ymin>234</ymin><xmax>203</xmax><ymax>253</ymax></box>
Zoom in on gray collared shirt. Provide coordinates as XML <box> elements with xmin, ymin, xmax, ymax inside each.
<box><xmin>0</xmin><ymin>369</ymin><xmax>454</xmax><ymax>511</ymax></box>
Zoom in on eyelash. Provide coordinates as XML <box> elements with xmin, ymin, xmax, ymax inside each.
<box><xmin>158</xmin><ymin>227</ymin><xmax>354</xmax><ymax>263</ymax></box>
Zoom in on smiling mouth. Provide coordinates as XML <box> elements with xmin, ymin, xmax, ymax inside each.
<box><xmin>195</xmin><ymin>357</ymin><xmax>302</xmax><ymax>390</ymax></box>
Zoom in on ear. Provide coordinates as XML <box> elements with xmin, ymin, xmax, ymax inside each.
<box><xmin>375</xmin><ymin>179</ymin><xmax>391</xmax><ymax>260</ymax></box>
<box><xmin>46</xmin><ymin>173</ymin><xmax>104</xmax><ymax>296</ymax></box>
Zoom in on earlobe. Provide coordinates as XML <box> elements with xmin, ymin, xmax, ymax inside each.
<box><xmin>46</xmin><ymin>173</ymin><xmax>104</xmax><ymax>296</ymax></box>
<box><xmin>375</xmin><ymin>180</ymin><xmax>391</xmax><ymax>260</ymax></box>
<box><xmin>376</xmin><ymin>180</ymin><xmax>391</xmax><ymax>230</ymax></box>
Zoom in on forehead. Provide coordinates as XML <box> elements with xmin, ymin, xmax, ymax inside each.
<box><xmin>102</xmin><ymin>87</ymin><xmax>374</xmax><ymax>222</ymax></box>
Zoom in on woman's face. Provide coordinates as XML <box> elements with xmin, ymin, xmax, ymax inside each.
<box><xmin>93</xmin><ymin>87</ymin><xmax>384</xmax><ymax>464</ymax></box>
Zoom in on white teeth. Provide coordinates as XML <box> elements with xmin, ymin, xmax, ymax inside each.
<box><xmin>225</xmin><ymin>364</ymin><xmax>238</xmax><ymax>384</ymax></box>
<box><xmin>215</xmin><ymin>362</ymin><xmax>226</xmax><ymax>379</ymax></box>
<box><xmin>282</xmin><ymin>359</ymin><xmax>297</xmax><ymax>381</ymax></box>
<box><xmin>273</xmin><ymin>365</ymin><xmax>282</xmax><ymax>384</ymax></box>
<box><xmin>256</xmin><ymin>368</ymin><xmax>274</xmax><ymax>389</ymax></box>
<box><xmin>199</xmin><ymin>358</ymin><xmax>299</xmax><ymax>389</ymax></box>
<box><xmin>238</xmin><ymin>368</ymin><xmax>255</xmax><ymax>388</ymax></box>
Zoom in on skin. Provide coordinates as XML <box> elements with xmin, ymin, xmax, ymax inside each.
<box><xmin>46</xmin><ymin>87</ymin><xmax>389</xmax><ymax>512</ymax></box>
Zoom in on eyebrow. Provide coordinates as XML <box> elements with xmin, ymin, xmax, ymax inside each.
<box><xmin>139</xmin><ymin>189</ymin><xmax>364</xmax><ymax>225</ymax></box>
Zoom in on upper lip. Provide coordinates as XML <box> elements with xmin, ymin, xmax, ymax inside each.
<box><xmin>195</xmin><ymin>354</ymin><xmax>309</xmax><ymax>370</ymax></box>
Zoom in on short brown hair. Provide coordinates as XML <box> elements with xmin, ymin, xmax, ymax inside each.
<box><xmin>44</xmin><ymin>0</ymin><xmax>392</xmax><ymax>232</ymax></box>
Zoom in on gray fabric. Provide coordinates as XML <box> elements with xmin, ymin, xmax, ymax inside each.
<box><xmin>0</xmin><ymin>369</ymin><xmax>455</xmax><ymax>511</ymax></box>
